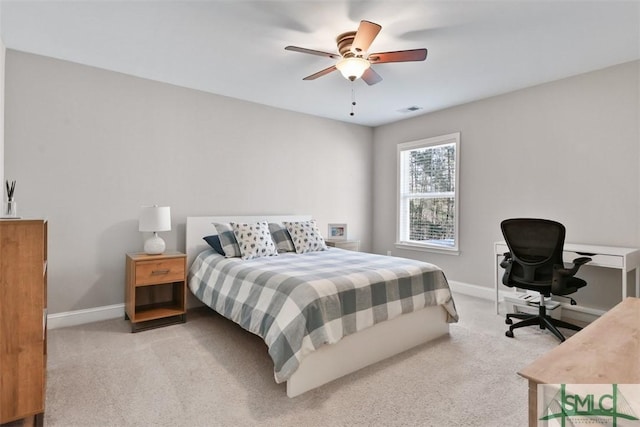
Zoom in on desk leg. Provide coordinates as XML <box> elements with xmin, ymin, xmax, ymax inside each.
<box><xmin>623</xmin><ymin>269</ymin><xmax>628</xmax><ymax>299</ymax></box>
<box><xmin>636</xmin><ymin>268</ymin><xmax>639</xmax><ymax>298</ymax></box>
<box><xmin>528</xmin><ymin>380</ymin><xmax>538</xmax><ymax>427</ymax></box>
<box><xmin>495</xmin><ymin>254</ymin><xmax>500</xmax><ymax>314</ymax></box>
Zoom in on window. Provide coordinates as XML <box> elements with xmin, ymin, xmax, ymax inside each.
<box><xmin>397</xmin><ymin>132</ymin><xmax>460</xmax><ymax>254</ymax></box>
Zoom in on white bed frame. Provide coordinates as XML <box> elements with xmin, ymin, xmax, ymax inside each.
<box><xmin>186</xmin><ymin>215</ymin><xmax>450</xmax><ymax>397</ymax></box>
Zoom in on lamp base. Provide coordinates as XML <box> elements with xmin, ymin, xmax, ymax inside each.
<box><xmin>144</xmin><ymin>233</ymin><xmax>166</xmax><ymax>255</ymax></box>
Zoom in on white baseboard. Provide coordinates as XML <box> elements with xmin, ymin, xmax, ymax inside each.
<box><xmin>47</xmin><ymin>303</ymin><xmax>124</xmax><ymax>330</ymax></box>
<box><xmin>449</xmin><ymin>280</ymin><xmax>502</xmax><ymax>300</ymax></box>
<box><xmin>449</xmin><ymin>280</ymin><xmax>604</xmax><ymax>324</ymax></box>
<box><xmin>556</xmin><ymin>303</ymin><xmax>605</xmax><ymax>324</ymax></box>
<box><xmin>46</xmin><ymin>282</ymin><xmax>604</xmax><ymax>330</ymax></box>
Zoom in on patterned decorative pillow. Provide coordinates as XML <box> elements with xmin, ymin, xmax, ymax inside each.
<box><xmin>230</xmin><ymin>221</ymin><xmax>279</xmax><ymax>260</ymax></box>
<box><xmin>213</xmin><ymin>223</ymin><xmax>242</xmax><ymax>258</ymax></box>
<box><xmin>283</xmin><ymin>220</ymin><xmax>328</xmax><ymax>254</ymax></box>
<box><xmin>268</xmin><ymin>223</ymin><xmax>296</xmax><ymax>253</ymax></box>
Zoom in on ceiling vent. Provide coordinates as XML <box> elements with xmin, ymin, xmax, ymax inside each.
<box><xmin>398</xmin><ymin>106</ymin><xmax>423</xmax><ymax>114</ymax></box>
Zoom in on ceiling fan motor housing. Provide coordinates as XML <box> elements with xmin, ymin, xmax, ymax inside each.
<box><xmin>336</xmin><ymin>31</ymin><xmax>358</xmax><ymax>58</ymax></box>
<box><xmin>335</xmin><ymin>31</ymin><xmax>370</xmax><ymax>81</ymax></box>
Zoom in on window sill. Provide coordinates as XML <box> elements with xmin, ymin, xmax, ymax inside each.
<box><xmin>394</xmin><ymin>242</ymin><xmax>460</xmax><ymax>256</ymax></box>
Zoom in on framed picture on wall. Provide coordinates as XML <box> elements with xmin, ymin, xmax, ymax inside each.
<box><xmin>328</xmin><ymin>223</ymin><xmax>347</xmax><ymax>240</ymax></box>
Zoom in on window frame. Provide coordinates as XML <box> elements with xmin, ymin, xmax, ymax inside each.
<box><xmin>396</xmin><ymin>132</ymin><xmax>460</xmax><ymax>255</ymax></box>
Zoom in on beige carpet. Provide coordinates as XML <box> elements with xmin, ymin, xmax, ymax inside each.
<box><xmin>44</xmin><ymin>293</ymin><xmax>567</xmax><ymax>426</ymax></box>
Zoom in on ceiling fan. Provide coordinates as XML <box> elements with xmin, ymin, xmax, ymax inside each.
<box><xmin>285</xmin><ymin>20</ymin><xmax>427</xmax><ymax>85</ymax></box>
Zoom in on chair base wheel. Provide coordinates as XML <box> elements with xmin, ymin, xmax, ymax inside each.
<box><xmin>505</xmin><ymin>318</ymin><xmax>513</xmax><ymax>325</ymax></box>
<box><xmin>505</xmin><ymin>330</ymin><xmax>514</xmax><ymax>338</ymax></box>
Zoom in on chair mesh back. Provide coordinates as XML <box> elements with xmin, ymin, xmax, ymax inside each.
<box><xmin>501</xmin><ymin>218</ymin><xmax>565</xmax><ymax>283</ymax></box>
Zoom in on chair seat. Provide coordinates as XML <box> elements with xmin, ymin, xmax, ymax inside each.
<box><xmin>553</xmin><ymin>276</ymin><xmax>587</xmax><ymax>296</ymax></box>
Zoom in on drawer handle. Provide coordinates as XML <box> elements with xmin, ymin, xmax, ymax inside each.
<box><xmin>151</xmin><ymin>269</ymin><xmax>170</xmax><ymax>275</ymax></box>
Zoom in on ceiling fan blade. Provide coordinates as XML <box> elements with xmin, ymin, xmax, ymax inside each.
<box><xmin>303</xmin><ymin>65</ymin><xmax>337</xmax><ymax>80</ymax></box>
<box><xmin>285</xmin><ymin>46</ymin><xmax>340</xmax><ymax>59</ymax></box>
<box><xmin>368</xmin><ymin>49</ymin><xmax>428</xmax><ymax>64</ymax></box>
<box><xmin>361</xmin><ymin>67</ymin><xmax>382</xmax><ymax>86</ymax></box>
<box><xmin>351</xmin><ymin>20</ymin><xmax>382</xmax><ymax>54</ymax></box>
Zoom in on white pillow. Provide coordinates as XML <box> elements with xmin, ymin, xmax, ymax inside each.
<box><xmin>230</xmin><ymin>221</ymin><xmax>278</xmax><ymax>260</ymax></box>
<box><xmin>283</xmin><ymin>220</ymin><xmax>327</xmax><ymax>254</ymax></box>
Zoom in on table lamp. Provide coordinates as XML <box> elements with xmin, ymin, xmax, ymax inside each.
<box><xmin>139</xmin><ymin>205</ymin><xmax>171</xmax><ymax>254</ymax></box>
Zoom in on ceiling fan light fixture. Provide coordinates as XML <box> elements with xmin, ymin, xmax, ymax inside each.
<box><xmin>336</xmin><ymin>57</ymin><xmax>370</xmax><ymax>81</ymax></box>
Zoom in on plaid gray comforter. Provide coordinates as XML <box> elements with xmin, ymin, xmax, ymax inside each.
<box><xmin>188</xmin><ymin>248</ymin><xmax>458</xmax><ymax>383</ymax></box>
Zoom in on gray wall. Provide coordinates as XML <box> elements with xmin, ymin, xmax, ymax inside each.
<box><xmin>0</xmin><ymin>8</ymin><xmax>3</xmax><ymax>204</ymax></box>
<box><xmin>4</xmin><ymin>50</ymin><xmax>373</xmax><ymax>314</ymax></box>
<box><xmin>373</xmin><ymin>60</ymin><xmax>640</xmax><ymax>311</ymax></box>
<box><xmin>4</xmin><ymin>48</ymin><xmax>639</xmax><ymax>315</ymax></box>
<box><xmin>0</xmin><ymin>38</ymin><xmax>4</xmax><ymax>203</ymax></box>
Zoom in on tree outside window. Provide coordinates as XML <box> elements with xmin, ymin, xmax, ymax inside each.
<box><xmin>397</xmin><ymin>133</ymin><xmax>460</xmax><ymax>253</ymax></box>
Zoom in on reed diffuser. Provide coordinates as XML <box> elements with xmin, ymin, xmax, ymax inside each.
<box><xmin>5</xmin><ymin>180</ymin><xmax>17</xmax><ymax>217</ymax></box>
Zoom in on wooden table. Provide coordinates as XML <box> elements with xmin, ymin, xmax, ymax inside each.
<box><xmin>518</xmin><ymin>297</ymin><xmax>640</xmax><ymax>426</ymax></box>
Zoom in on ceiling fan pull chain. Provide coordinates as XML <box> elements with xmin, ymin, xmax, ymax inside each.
<box><xmin>350</xmin><ymin>83</ymin><xmax>356</xmax><ymax>116</ymax></box>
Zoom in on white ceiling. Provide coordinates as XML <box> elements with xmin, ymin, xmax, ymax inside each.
<box><xmin>1</xmin><ymin>1</ymin><xmax>638</xmax><ymax>127</ymax></box>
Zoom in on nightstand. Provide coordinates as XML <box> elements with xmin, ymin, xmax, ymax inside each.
<box><xmin>326</xmin><ymin>239</ymin><xmax>361</xmax><ymax>252</ymax></box>
<box><xmin>125</xmin><ymin>251</ymin><xmax>187</xmax><ymax>332</ymax></box>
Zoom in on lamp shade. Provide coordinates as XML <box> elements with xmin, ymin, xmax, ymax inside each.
<box><xmin>139</xmin><ymin>206</ymin><xmax>171</xmax><ymax>232</ymax></box>
<box><xmin>336</xmin><ymin>57</ymin><xmax>370</xmax><ymax>81</ymax></box>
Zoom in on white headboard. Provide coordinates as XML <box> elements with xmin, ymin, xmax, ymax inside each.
<box><xmin>185</xmin><ymin>215</ymin><xmax>312</xmax><ymax>267</ymax></box>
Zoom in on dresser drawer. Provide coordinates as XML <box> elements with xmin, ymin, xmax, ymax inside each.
<box><xmin>135</xmin><ymin>257</ymin><xmax>185</xmax><ymax>285</ymax></box>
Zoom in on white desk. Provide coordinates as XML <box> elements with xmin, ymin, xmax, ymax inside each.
<box><xmin>494</xmin><ymin>241</ymin><xmax>640</xmax><ymax>314</ymax></box>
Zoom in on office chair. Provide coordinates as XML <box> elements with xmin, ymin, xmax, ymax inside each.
<box><xmin>500</xmin><ymin>218</ymin><xmax>591</xmax><ymax>342</ymax></box>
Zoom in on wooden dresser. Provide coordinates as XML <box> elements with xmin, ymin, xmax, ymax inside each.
<box><xmin>0</xmin><ymin>219</ymin><xmax>48</xmax><ymax>426</ymax></box>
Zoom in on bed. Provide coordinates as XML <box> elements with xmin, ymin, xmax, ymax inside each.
<box><xmin>186</xmin><ymin>215</ymin><xmax>458</xmax><ymax>397</ymax></box>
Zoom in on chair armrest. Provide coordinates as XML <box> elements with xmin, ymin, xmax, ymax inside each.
<box><xmin>499</xmin><ymin>252</ymin><xmax>511</xmax><ymax>269</ymax></box>
<box><xmin>572</xmin><ymin>256</ymin><xmax>592</xmax><ymax>266</ymax></box>
<box><xmin>500</xmin><ymin>252</ymin><xmax>514</xmax><ymax>287</ymax></box>
<box><xmin>554</xmin><ymin>257</ymin><xmax>592</xmax><ymax>277</ymax></box>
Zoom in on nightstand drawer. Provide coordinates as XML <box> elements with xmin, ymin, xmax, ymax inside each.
<box><xmin>135</xmin><ymin>258</ymin><xmax>185</xmax><ymax>285</ymax></box>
